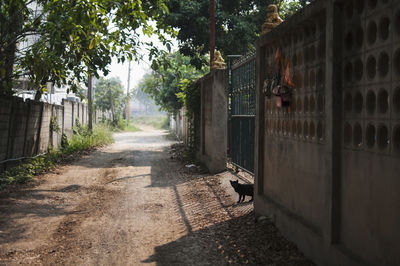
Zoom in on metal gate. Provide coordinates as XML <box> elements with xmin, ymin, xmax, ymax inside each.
<box><xmin>229</xmin><ymin>54</ymin><xmax>256</xmax><ymax>174</ymax></box>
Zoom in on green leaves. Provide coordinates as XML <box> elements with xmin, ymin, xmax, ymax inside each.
<box><xmin>139</xmin><ymin>51</ymin><xmax>208</xmax><ymax>114</ymax></box>
<box><xmin>0</xmin><ymin>0</ymin><xmax>173</xmax><ymax>95</ymax></box>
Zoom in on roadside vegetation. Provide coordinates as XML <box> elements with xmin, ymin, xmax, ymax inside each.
<box><xmin>124</xmin><ymin>122</ymin><xmax>142</xmax><ymax>132</ymax></box>
<box><xmin>130</xmin><ymin>116</ymin><xmax>169</xmax><ymax>130</ymax></box>
<box><xmin>0</xmin><ymin>123</ymin><xmax>113</xmax><ymax>190</ymax></box>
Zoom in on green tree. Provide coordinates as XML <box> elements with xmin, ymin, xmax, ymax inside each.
<box><xmin>94</xmin><ymin>77</ymin><xmax>127</xmax><ymax>121</ymax></box>
<box><xmin>138</xmin><ymin>52</ymin><xmax>208</xmax><ymax>114</ymax></box>
<box><xmin>158</xmin><ymin>0</ymin><xmax>272</xmax><ymax>68</ymax></box>
<box><xmin>0</xmin><ymin>0</ymin><xmax>173</xmax><ymax>96</ymax></box>
<box><xmin>158</xmin><ymin>0</ymin><xmax>309</xmax><ymax>68</ymax></box>
<box><xmin>133</xmin><ymin>87</ymin><xmax>159</xmax><ymax>114</ymax></box>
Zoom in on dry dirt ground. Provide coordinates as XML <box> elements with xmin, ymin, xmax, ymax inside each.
<box><xmin>0</xmin><ymin>127</ymin><xmax>314</xmax><ymax>265</ymax></box>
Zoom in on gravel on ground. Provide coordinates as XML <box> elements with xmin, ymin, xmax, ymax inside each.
<box><xmin>0</xmin><ymin>126</ymin><xmax>314</xmax><ymax>265</ymax></box>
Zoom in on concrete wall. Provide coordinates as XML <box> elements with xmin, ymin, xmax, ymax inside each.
<box><xmin>254</xmin><ymin>0</ymin><xmax>400</xmax><ymax>265</ymax></box>
<box><xmin>198</xmin><ymin>69</ymin><xmax>228</xmax><ymax>173</ymax></box>
<box><xmin>170</xmin><ymin>108</ymin><xmax>189</xmax><ymax>144</ymax></box>
<box><xmin>0</xmin><ymin>96</ymin><xmax>103</xmax><ymax>172</ymax></box>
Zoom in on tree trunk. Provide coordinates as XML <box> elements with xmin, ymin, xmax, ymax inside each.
<box><xmin>0</xmin><ymin>1</ymin><xmax>25</xmax><ymax>95</ymax></box>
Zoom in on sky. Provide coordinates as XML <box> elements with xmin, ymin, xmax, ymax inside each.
<box><xmin>105</xmin><ymin>31</ymin><xmax>178</xmax><ymax>94</ymax></box>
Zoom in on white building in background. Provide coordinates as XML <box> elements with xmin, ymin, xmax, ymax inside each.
<box><xmin>14</xmin><ymin>1</ymin><xmax>84</xmax><ymax>105</ymax></box>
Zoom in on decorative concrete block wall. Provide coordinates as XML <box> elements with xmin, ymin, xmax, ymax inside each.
<box><xmin>254</xmin><ymin>0</ymin><xmax>400</xmax><ymax>265</ymax></box>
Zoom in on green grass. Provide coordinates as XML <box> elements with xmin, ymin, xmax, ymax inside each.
<box><xmin>125</xmin><ymin>122</ymin><xmax>142</xmax><ymax>132</ymax></box>
<box><xmin>0</xmin><ymin>124</ymin><xmax>114</xmax><ymax>190</ymax></box>
<box><xmin>130</xmin><ymin>116</ymin><xmax>169</xmax><ymax>129</ymax></box>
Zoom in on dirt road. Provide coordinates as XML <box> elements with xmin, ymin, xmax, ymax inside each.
<box><xmin>0</xmin><ymin>127</ymin><xmax>313</xmax><ymax>265</ymax></box>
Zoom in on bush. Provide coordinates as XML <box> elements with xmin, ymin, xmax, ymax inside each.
<box><xmin>64</xmin><ymin>123</ymin><xmax>113</xmax><ymax>153</ymax></box>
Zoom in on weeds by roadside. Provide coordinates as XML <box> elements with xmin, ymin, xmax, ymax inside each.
<box><xmin>124</xmin><ymin>123</ymin><xmax>142</xmax><ymax>132</ymax></box>
<box><xmin>130</xmin><ymin>116</ymin><xmax>169</xmax><ymax>129</ymax></box>
<box><xmin>0</xmin><ymin>123</ymin><xmax>114</xmax><ymax>190</ymax></box>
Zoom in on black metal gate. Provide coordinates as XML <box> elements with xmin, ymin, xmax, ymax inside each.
<box><xmin>229</xmin><ymin>54</ymin><xmax>256</xmax><ymax>174</ymax></box>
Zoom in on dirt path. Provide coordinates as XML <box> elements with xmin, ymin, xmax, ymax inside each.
<box><xmin>0</xmin><ymin>127</ymin><xmax>313</xmax><ymax>265</ymax></box>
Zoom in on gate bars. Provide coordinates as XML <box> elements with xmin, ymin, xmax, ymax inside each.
<box><xmin>229</xmin><ymin>53</ymin><xmax>256</xmax><ymax>174</ymax></box>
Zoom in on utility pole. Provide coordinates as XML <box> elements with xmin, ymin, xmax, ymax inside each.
<box><xmin>210</xmin><ymin>0</ymin><xmax>215</xmax><ymax>69</ymax></box>
<box><xmin>126</xmin><ymin>61</ymin><xmax>131</xmax><ymax>126</ymax></box>
<box><xmin>88</xmin><ymin>73</ymin><xmax>93</xmax><ymax>133</ymax></box>
<box><xmin>108</xmin><ymin>82</ymin><xmax>115</xmax><ymax>122</ymax></box>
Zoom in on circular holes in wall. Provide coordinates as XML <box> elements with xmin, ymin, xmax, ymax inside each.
<box><xmin>393</xmin><ymin>126</ymin><xmax>400</xmax><ymax>153</ymax></box>
<box><xmin>366</xmin><ymin>90</ymin><xmax>376</xmax><ymax>114</ymax></box>
<box><xmin>297</xmin><ymin>121</ymin><xmax>303</xmax><ymax>136</ymax></box>
<box><xmin>304</xmin><ymin>47</ymin><xmax>309</xmax><ymax>63</ymax></box>
<box><xmin>292</xmin><ymin>120</ymin><xmax>297</xmax><ymax>136</ymax></box>
<box><xmin>344</xmin><ymin>122</ymin><xmax>352</xmax><ymax>145</ymax></box>
<box><xmin>310</xmin><ymin>70</ymin><xmax>316</xmax><ymax>88</ymax></box>
<box><xmin>304</xmin><ymin>121</ymin><xmax>309</xmax><ymax>138</ymax></box>
<box><xmin>345</xmin><ymin>61</ymin><xmax>353</xmax><ymax>83</ymax></box>
<box><xmin>368</xmin><ymin>0</ymin><xmax>377</xmax><ymax>9</ymax></box>
<box><xmin>344</xmin><ymin>92</ymin><xmax>353</xmax><ymax>113</ymax></box>
<box><xmin>294</xmin><ymin>72</ymin><xmax>302</xmax><ymax>89</ymax></box>
<box><xmin>393</xmin><ymin>87</ymin><xmax>400</xmax><ymax>113</ymax></box>
<box><xmin>304</xmin><ymin>96</ymin><xmax>309</xmax><ymax>113</ymax></box>
<box><xmin>354</xmin><ymin>91</ymin><xmax>363</xmax><ymax>113</ymax></box>
<box><xmin>379</xmin><ymin>17</ymin><xmax>390</xmax><ymax>41</ymax></box>
<box><xmin>354</xmin><ymin>58</ymin><xmax>364</xmax><ymax>81</ymax></box>
<box><xmin>297</xmin><ymin>97</ymin><xmax>302</xmax><ymax>113</ymax></box>
<box><xmin>394</xmin><ymin>49</ymin><xmax>400</xmax><ymax>75</ymax></box>
<box><xmin>345</xmin><ymin>32</ymin><xmax>353</xmax><ymax>51</ymax></box>
<box><xmin>297</xmin><ymin>51</ymin><xmax>303</xmax><ymax>66</ymax></box>
<box><xmin>366</xmin><ymin>124</ymin><xmax>376</xmax><ymax>148</ymax></box>
<box><xmin>366</xmin><ymin>55</ymin><xmax>377</xmax><ymax>79</ymax></box>
<box><xmin>304</xmin><ymin>70</ymin><xmax>309</xmax><ymax>89</ymax></box>
<box><xmin>355</xmin><ymin>26</ymin><xmax>364</xmax><ymax>49</ymax></box>
<box><xmin>378</xmin><ymin>52</ymin><xmax>389</xmax><ymax>78</ymax></box>
<box><xmin>283</xmin><ymin>120</ymin><xmax>287</xmax><ymax>135</ymax></box>
<box><xmin>309</xmin><ymin>45</ymin><xmax>315</xmax><ymax>62</ymax></box>
<box><xmin>292</xmin><ymin>97</ymin><xmax>297</xmax><ymax>112</ymax></box>
<box><xmin>377</xmin><ymin>124</ymin><xmax>389</xmax><ymax>149</ymax></box>
<box><xmin>367</xmin><ymin>21</ymin><xmax>377</xmax><ymax>45</ymax></box>
<box><xmin>310</xmin><ymin>95</ymin><xmax>316</xmax><ymax>113</ymax></box>
<box><xmin>317</xmin><ymin>121</ymin><xmax>323</xmax><ymax>140</ymax></box>
<box><xmin>317</xmin><ymin>94</ymin><xmax>324</xmax><ymax>113</ymax></box>
<box><xmin>317</xmin><ymin>68</ymin><xmax>324</xmax><ymax>88</ymax></box>
<box><xmin>309</xmin><ymin>121</ymin><xmax>316</xmax><ymax>139</ymax></box>
<box><xmin>353</xmin><ymin>123</ymin><xmax>363</xmax><ymax>147</ymax></box>
<box><xmin>378</xmin><ymin>89</ymin><xmax>389</xmax><ymax>113</ymax></box>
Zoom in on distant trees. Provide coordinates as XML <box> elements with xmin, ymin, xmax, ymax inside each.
<box><xmin>138</xmin><ymin>52</ymin><xmax>208</xmax><ymax>114</ymax></box>
<box><xmin>94</xmin><ymin>77</ymin><xmax>127</xmax><ymax>121</ymax></box>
